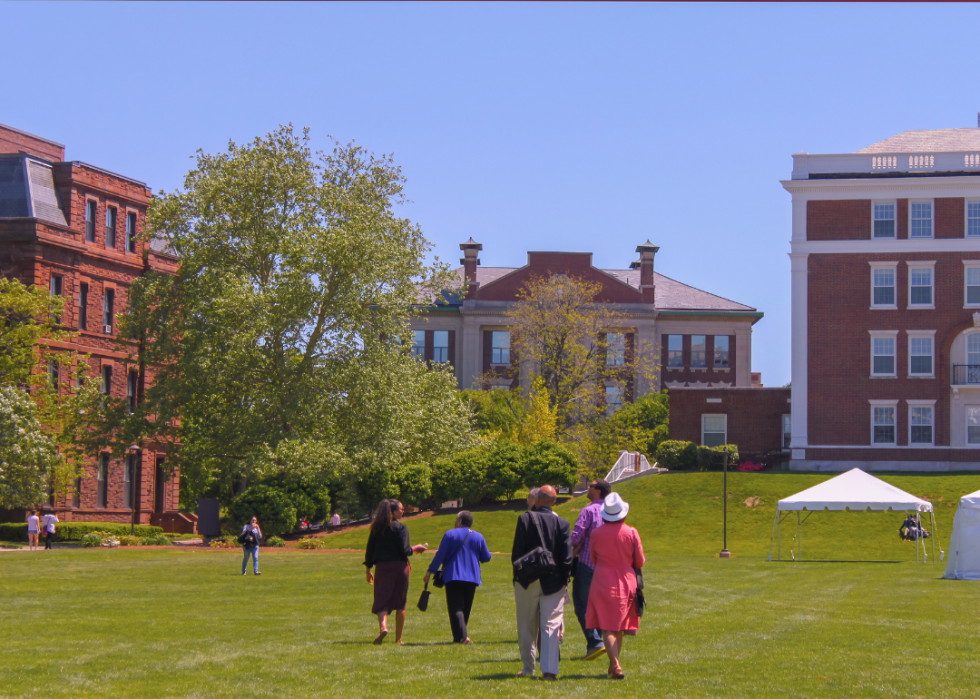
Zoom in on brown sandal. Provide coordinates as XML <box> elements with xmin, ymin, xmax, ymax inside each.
<box><xmin>373</xmin><ymin>630</ymin><xmax>388</xmax><ymax>645</ymax></box>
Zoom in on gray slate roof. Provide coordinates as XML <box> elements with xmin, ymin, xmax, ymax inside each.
<box><xmin>0</xmin><ymin>155</ymin><xmax>67</xmax><ymax>227</ymax></box>
<box><xmin>857</xmin><ymin>128</ymin><xmax>980</xmax><ymax>153</ymax></box>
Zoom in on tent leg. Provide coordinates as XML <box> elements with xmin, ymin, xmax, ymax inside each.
<box><xmin>797</xmin><ymin>511</ymin><xmax>801</xmax><ymax>562</ymax></box>
<box><xmin>916</xmin><ymin>513</ymin><xmax>920</xmax><ymax>563</ymax></box>
<box><xmin>778</xmin><ymin>514</ymin><xmax>781</xmax><ymax>561</ymax></box>
<box><xmin>931</xmin><ymin>511</ymin><xmax>937</xmax><ymax>563</ymax></box>
<box><xmin>769</xmin><ymin>511</ymin><xmax>778</xmax><ymax>562</ymax></box>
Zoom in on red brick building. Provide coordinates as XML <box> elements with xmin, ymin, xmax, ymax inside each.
<box><xmin>783</xmin><ymin>123</ymin><xmax>980</xmax><ymax>471</ymax></box>
<box><xmin>0</xmin><ymin>124</ymin><xmax>190</xmax><ymax>530</ymax></box>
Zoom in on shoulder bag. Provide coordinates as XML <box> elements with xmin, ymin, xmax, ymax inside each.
<box><xmin>512</xmin><ymin>512</ymin><xmax>557</xmax><ymax>588</ymax></box>
<box><xmin>633</xmin><ymin>533</ymin><xmax>646</xmax><ymax>617</ymax></box>
<box><xmin>417</xmin><ymin>579</ymin><xmax>430</xmax><ymax>612</ymax></box>
<box><xmin>433</xmin><ymin>529</ymin><xmax>472</xmax><ymax>588</ymax></box>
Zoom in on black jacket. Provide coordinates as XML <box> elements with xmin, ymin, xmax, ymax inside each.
<box><xmin>364</xmin><ymin>520</ymin><xmax>414</xmax><ymax>568</ymax></box>
<box><xmin>511</xmin><ymin>507</ymin><xmax>572</xmax><ymax>595</ymax></box>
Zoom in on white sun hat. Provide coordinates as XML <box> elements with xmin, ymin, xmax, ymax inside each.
<box><xmin>601</xmin><ymin>492</ymin><xmax>630</xmax><ymax>522</ymax></box>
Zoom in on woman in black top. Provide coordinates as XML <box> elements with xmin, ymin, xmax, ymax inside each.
<box><xmin>364</xmin><ymin>499</ymin><xmax>427</xmax><ymax>645</ymax></box>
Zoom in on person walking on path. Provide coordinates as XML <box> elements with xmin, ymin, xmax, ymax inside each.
<box><xmin>41</xmin><ymin>512</ymin><xmax>59</xmax><ymax>550</ymax></box>
<box><xmin>241</xmin><ymin>517</ymin><xmax>262</xmax><ymax>576</ymax></box>
<box><xmin>364</xmin><ymin>499</ymin><xmax>427</xmax><ymax>645</ymax></box>
<box><xmin>571</xmin><ymin>478</ymin><xmax>611</xmax><ymax>660</ymax></box>
<box><xmin>424</xmin><ymin>510</ymin><xmax>492</xmax><ymax>644</ymax></box>
<box><xmin>511</xmin><ymin>484</ymin><xmax>572</xmax><ymax>680</ymax></box>
<box><xmin>586</xmin><ymin>493</ymin><xmax>645</xmax><ymax>680</ymax></box>
<box><xmin>26</xmin><ymin>510</ymin><xmax>40</xmax><ymax>551</ymax></box>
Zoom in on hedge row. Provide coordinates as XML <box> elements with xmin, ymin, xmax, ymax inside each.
<box><xmin>0</xmin><ymin>522</ymin><xmax>164</xmax><ymax>543</ymax></box>
<box><xmin>655</xmin><ymin>441</ymin><xmax>740</xmax><ymax>471</ymax></box>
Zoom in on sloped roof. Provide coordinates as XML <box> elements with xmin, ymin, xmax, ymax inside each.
<box><xmin>0</xmin><ymin>154</ymin><xmax>68</xmax><ymax>227</ymax></box>
<box><xmin>777</xmin><ymin>468</ymin><xmax>933</xmax><ymax>513</ymax></box>
<box><xmin>857</xmin><ymin>128</ymin><xmax>980</xmax><ymax>153</ymax></box>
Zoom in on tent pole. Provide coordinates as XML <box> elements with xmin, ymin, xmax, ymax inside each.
<box><xmin>931</xmin><ymin>510</ymin><xmax>937</xmax><ymax>563</ymax></box>
<box><xmin>797</xmin><ymin>511</ymin><xmax>801</xmax><ymax>561</ymax></box>
<box><xmin>916</xmin><ymin>512</ymin><xmax>920</xmax><ymax>563</ymax></box>
<box><xmin>778</xmin><ymin>511</ymin><xmax>781</xmax><ymax>561</ymax></box>
<box><xmin>769</xmin><ymin>510</ymin><xmax>778</xmax><ymax>562</ymax></box>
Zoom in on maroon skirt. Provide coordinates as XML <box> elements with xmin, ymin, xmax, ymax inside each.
<box><xmin>372</xmin><ymin>561</ymin><xmax>411</xmax><ymax>614</ymax></box>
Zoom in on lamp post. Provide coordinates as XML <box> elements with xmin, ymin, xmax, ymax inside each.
<box><xmin>719</xmin><ymin>447</ymin><xmax>732</xmax><ymax>558</ymax></box>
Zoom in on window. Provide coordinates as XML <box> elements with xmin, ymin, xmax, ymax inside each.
<box><xmin>870</xmin><ymin>332</ymin><xmax>897</xmax><ymax>376</ymax></box>
<box><xmin>97</xmin><ymin>454</ymin><xmax>109</xmax><ymax>509</ymax></box>
<box><xmin>432</xmin><ymin>330</ymin><xmax>449</xmax><ymax>363</ymax></box>
<box><xmin>871</xmin><ymin>404</ymin><xmax>897</xmax><ymax>445</ymax></box>
<box><xmin>102</xmin><ymin>365</ymin><xmax>113</xmax><ymax>396</ymax></box>
<box><xmin>72</xmin><ymin>475</ymin><xmax>81</xmax><ymax>508</ymax></box>
<box><xmin>713</xmin><ymin>336</ymin><xmax>730</xmax><ymax>368</ymax></box>
<box><xmin>103</xmin><ymin>288</ymin><xmax>114</xmax><ymax>333</ymax></box>
<box><xmin>870</xmin><ymin>263</ymin><xmax>897</xmax><ymax>308</ymax></box>
<box><xmin>106</xmin><ymin>206</ymin><xmax>117</xmax><ymax>248</ymax></box>
<box><xmin>873</xmin><ymin>202</ymin><xmax>896</xmax><ymax>238</ymax></box>
<box><xmin>124</xmin><ymin>454</ymin><xmax>136</xmax><ymax>509</ymax></box>
<box><xmin>49</xmin><ymin>274</ymin><xmax>62</xmax><ymax>323</ymax></box>
<box><xmin>909</xmin><ymin>403</ymin><xmax>935</xmax><ymax>445</ymax></box>
<box><xmin>667</xmin><ymin>335</ymin><xmax>683</xmax><ymax>368</ymax></box>
<box><xmin>79</xmin><ymin>283</ymin><xmax>88</xmax><ymax>330</ymax></box>
<box><xmin>701</xmin><ymin>414</ymin><xmax>727</xmax><ymax>447</ymax></box>
<box><xmin>910</xmin><ymin>200</ymin><xmax>933</xmax><ymax>238</ymax></box>
<box><xmin>607</xmin><ymin>333</ymin><xmax>625</xmax><ymax>366</ymax></box>
<box><xmin>128</xmin><ymin>370</ymin><xmax>138</xmax><ymax>413</ymax></box>
<box><xmin>491</xmin><ymin>331</ymin><xmax>510</xmax><ymax>364</ymax></box>
<box><xmin>968</xmin><ymin>407</ymin><xmax>980</xmax><ymax>445</ymax></box>
<box><xmin>126</xmin><ymin>212</ymin><xmax>138</xmax><ymax>253</ymax></box>
<box><xmin>691</xmin><ymin>335</ymin><xmax>706</xmax><ymax>368</ymax></box>
<box><xmin>965</xmin><ymin>264</ymin><xmax>980</xmax><ymax>306</ymax></box>
<box><xmin>907</xmin><ymin>263</ymin><xmax>935</xmax><ymax>307</ymax></box>
<box><xmin>85</xmin><ymin>201</ymin><xmax>96</xmax><ymax>242</ymax></box>
<box><xmin>605</xmin><ymin>386</ymin><xmax>623</xmax><ymax>415</ymax></box>
<box><xmin>49</xmin><ymin>358</ymin><xmax>59</xmax><ymax>389</ymax></box>
<box><xmin>908</xmin><ymin>332</ymin><xmax>935</xmax><ymax>377</ymax></box>
<box><xmin>411</xmin><ymin>330</ymin><xmax>425</xmax><ymax>358</ymax></box>
<box><xmin>782</xmin><ymin>414</ymin><xmax>792</xmax><ymax>449</ymax></box>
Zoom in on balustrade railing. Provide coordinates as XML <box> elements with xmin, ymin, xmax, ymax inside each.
<box><xmin>951</xmin><ymin>364</ymin><xmax>980</xmax><ymax>385</ymax></box>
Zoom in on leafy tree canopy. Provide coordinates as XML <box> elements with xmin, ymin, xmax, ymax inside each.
<box><xmin>0</xmin><ymin>386</ymin><xmax>62</xmax><ymax>509</ymax></box>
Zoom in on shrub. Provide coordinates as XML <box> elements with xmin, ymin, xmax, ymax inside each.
<box><xmin>118</xmin><ymin>535</ymin><xmax>142</xmax><ymax>546</ymax></box>
<box><xmin>391</xmin><ymin>463</ymin><xmax>432</xmax><ymax>507</ymax></box>
<box><xmin>0</xmin><ymin>522</ymin><xmax>164</xmax><ymax>543</ymax></box>
<box><xmin>266</xmin><ymin>536</ymin><xmax>286</xmax><ymax>548</ymax></box>
<box><xmin>140</xmin><ymin>534</ymin><xmax>172</xmax><ymax>546</ymax></box>
<box><xmin>297</xmin><ymin>537</ymin><xmax>323</xmax><ymax>550</ymax></box>
<box><xmin>227</xmin><ymin>485</ymin><xmax>298</xmax><ymax>536</ymax></box>
<box><xmin>81</xmin><ymin>532</ymin><xmax>105</xmax><ymax>547</ymax></box>
<box><xmin>484</xmin><ymin>441</ymin><xmax>526</xmax><ymax>501</ymax></box>
<box><xmin>656</xmin><ymin>440</ymin><xmax>698</xmax><ymax>471</ymax></box>
<box><xmin>209</xmin><ymin>537</ymin><xmax>237</xmax><ymax>549</ymax></box>
<box><xmin>695</xmin><ymin>444</ymin><xmax>740</xmax><ymax>471</ymax></box>
<box><xmin>523</xmin><ymin>440</ymin><xmax>578</xmax><ymax>490</ymax></box>
<box><xmin>431</xmin><ymin>450</ymin><xmax>487</xmax><ymax>505</ymax></box>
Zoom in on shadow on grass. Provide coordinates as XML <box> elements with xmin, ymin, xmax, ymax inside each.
<box><xmin>469</xmin><ymin>672</ymin><xmax>608</xmax><ymax>681</ymax></box>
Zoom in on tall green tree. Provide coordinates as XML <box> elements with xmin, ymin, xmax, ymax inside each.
<box><xmin>71</xmin><ymin>125</ymin><xmax>471</xmax><ymax>505</ymax></box>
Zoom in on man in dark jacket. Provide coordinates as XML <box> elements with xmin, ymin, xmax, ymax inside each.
<box><xmin>511</xmin><ymin>484</ymin><xmax>572</xmax><ymax>680</ymax></box>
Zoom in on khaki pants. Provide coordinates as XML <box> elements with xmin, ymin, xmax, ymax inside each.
<box><xmin>514</xmin><ymin>580</ymin><xmax>565</xmax><ymax>676</ymax></box>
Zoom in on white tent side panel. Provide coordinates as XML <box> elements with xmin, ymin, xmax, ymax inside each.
<box><xmin>944</xmin><ymin>489</ymin><xmax>980</xmax><ymax>581</ymax></box>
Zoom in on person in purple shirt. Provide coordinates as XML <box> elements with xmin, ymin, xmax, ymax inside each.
<box><xmin>571</xmin><ymin>478</ymin><xmax>612</xmax><ymax>660</ymax></box>
<box><xmin>424</xmin><ymin>510</ymin><xmax>492</xmax><ymax>644</ymax></box>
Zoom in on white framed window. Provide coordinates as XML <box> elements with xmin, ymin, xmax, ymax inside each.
<box><xmin>870</xmin><ymin>331</ymin><xmax>898</xmax><ymax>377</ymax></box>
<box><xmin>782</xmin><ymin>414</ymin><xmax>792</xmax><ymax>449</ymax></box>
<box><xmin>691</xmin><ymin>335</ymin><xmax>706</xmax><ymax>368</ymax></box>
<box><xmin>606</xmin><ymin>333</ymin><xmax>625</xmax><ymax>366</ymax></box>
<box><xmin>870</xmin><ymin>400</ymin><xmax>898</xmax><ymax>445</ymax></box>
<box><xmin>908</xmin><ymin>400</ymin><xmax>936</xmax><ymax>446</ymax></box>
<box><xmin>964</xmin><ymin>262</ymin><xmax>980</xmax><ymax>307</ymax></box>
<box><xmin>97</xmin><ymin>454</ymin><xmax>109</xmax><ymax>509</ymax></box>
<box><xmin>605</xmin><ymin>386</ymin><xmax>623</xmax><ymax>415</ymax></box>
<box><xmin>432</xmin><ymin>330</ymin><xmax>449</xmax><ymax>363</ymax></box>
<box><xmin>411</xmin><ymin>330</ymin><xmax>425</xmax><ymax>358</ymax></box>
<box><xmin>491</xmin><ymin>331</ymin><xmax>510</xmax><ymax>365</ymax></box>
<box><xmin>667</xmin><ymin>335</ymin><xmax>683</xmax><ymax>368</ymax></box>
<box><xmin>85</xmin><ymin>200</ymin><xmax>97</xmax><ymax>242</ymax></box>
<box><xmin>701</xmin><ymin>414</ymin><xmax>727</xmax><ymax>447</ymax></box>
<box><xmin>967</xmin><ymin>200</ymin><xmax>980</xmax><ymax>238</ymax></box>
<box><xmin>126</xmin><ymin>212</ymin><xmax>138</xmax><ymax>253</ymax></box>
<box><xmin>713</xmin><ymin>336</ymin><xmax>730</xmax><ymax>368</ymax></box>
<box><xmin>907</xmin><ymin>331</ymin><xmax>936</xmax><ymax>377</ymax></box>
<box><xmin>869</xmin><ymin>262</ymin><xmax>898</xmax><ymax>309</ymax></box>
<box><xmin>909</xmin><ymin>200</ymin><xmax>933</xmax><ymax>239</ymax></box>
<box><xmin>872</xmin><ymin>201</ymin><xmax>896</xmax><ymax>238</ymax></box>
<box><xmin>906</xmin><ymin>261</ymin><xmax>935</xmax><ymax>308</ymax></box>
<box><xmin>968</xmin><ymin>406</ymin><xmax>980</xmax><ymax>445</ymax></box>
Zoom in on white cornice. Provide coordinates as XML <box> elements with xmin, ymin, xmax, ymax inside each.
<box><xmin>791</xmin><ymin>239</ymin><xmax>980</xmax><ymax>255</ymax></box>
<box><xmin>781</xmin><ymin>176</ymin><xmax>980</xmax><ymax>201</ymax></box>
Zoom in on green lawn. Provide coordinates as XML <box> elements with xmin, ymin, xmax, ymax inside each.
<box><xmin>2</xmin><ymin>472</ymin><xmax>980</xmax><ymax>698</ymax></box>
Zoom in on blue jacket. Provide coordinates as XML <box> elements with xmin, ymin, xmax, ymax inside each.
<box><xmin>427</xmin><ymin>527</ymin><xmax>492</xmax><ymax>585</ymax></box>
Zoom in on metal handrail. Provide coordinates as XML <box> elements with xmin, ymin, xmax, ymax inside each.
<box><xmin>951</xmin><ymin>364</ymin><xmax>980</xmax><ymax>385</ymax></box>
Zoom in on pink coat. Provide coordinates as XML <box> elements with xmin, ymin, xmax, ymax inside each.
<box><xmin>585</xmin><ymin>521</ymin><xmax>645</xmax><ymax>633</ymax></box>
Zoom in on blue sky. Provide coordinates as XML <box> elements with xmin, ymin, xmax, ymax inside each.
<box><xmin>5</xmin><ymin>2</ymin><xmax>980</xmax><ymax>386</ymax></box>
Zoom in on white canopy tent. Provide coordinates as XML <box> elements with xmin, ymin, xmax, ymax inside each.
<box><xmin>943</xmin><ymin>489</ymin><xmax>980</xmax><ymax>580</ymax></box>
<box><xmin>769</xmin><ymin>468</ymin><xmax>937</xmax><ymax>562</ymax></box>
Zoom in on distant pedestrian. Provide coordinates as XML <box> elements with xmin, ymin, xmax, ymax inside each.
<box><xmin>364</xmin><ymin>499</ymin><xmax>427</xmax><ymax>645</ymax></box>
<box><xmin>41</xmin><ymin>512</ymin><xmax>59</xmax><ymax>550</ymax></box>
<box><xmin>240</xmin><ymin>517</ymin><xmax>262</xmax><ymax>576</ymax></box>
<box><xmin>26</xmin><ymin>510</ymin><xmax>39</xmax><ymax>551</ymax></box>
<box><xmin>330</xmin><ymin>512</ymin><xmax>341</xmax><ymax>527</ymax></box>
<box><xmin>424</xmin><ymin>510</ymin><xmax>492</xmax><ymax>644</ymax></box>
<box><xmin>571</xmin><ymin>478</ymin><xmax>612</xmax><ymax>660</ymax></box>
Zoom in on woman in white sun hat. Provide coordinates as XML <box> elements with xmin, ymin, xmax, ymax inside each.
<box><xmin>585</xmin><ymin>492</ymin><xmax>645</xmax><ymax>679</ymax></box>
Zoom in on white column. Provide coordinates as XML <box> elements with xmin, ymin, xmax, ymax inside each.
<box><xmin>789</xmin><ymin>252</ymin><xmax>809</xmax><ymax>454</ymax></box>
<box><xmin>735</xmin><ymin>327</ymin><xmax>751</xmax><ymax>387</ymax></box>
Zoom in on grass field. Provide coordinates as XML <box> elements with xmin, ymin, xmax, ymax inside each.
<box><xmin>2</xmin><ymin>472</ymin><xmax>980</xmax><ymax>699</ymax></box>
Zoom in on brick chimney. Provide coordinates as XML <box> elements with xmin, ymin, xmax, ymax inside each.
<box><xmin>635</xmin><ymin>240</ymin><xmax>659</xmax><ymax>303</ymax></box>
<box><xmin>459</xmin><ymin>237</ymin><xmax>482</xmax><ymax>300</ymax></box>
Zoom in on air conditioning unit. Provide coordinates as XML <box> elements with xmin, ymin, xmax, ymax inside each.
<box><xmin>104</xmin><ymin>325</ymin><xmax>112</xmax><ymax>334</ymax></box>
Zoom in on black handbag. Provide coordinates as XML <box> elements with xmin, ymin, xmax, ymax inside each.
<box><xmin>433</xmin><ymin>529</ymin><xmax>472</xmax><ymax>588</ymax></box>
<box><xmin>633</xmin><ymin>538</ymin><xmax>646</xmax><ymax>617</ymax></box>
<box><xmin>417</xmin><ymin>580</ymin><xmax>430</xmax><ymax>612</ymax></box>
<box><xmin>512</xmin><ymin>512</ymin><xmax>557</xmax><ymax>588</ymax></box>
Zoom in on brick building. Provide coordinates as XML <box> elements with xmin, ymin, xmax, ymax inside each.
<box><xmin>783</xmin><ymin>122</ymin><xmax>980</xmax><ymax>471</ymax></box>
<box><xmin>412</xmin><ymin>239</ymin><xmax>763</xmax><ymax>421</ymax></box>
<box><xmin>0</xmin><ymin>123</ymin><xmax>190</xmax><ymax>530</ymax></box>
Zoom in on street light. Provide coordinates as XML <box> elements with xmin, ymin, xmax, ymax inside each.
<box><xmin>719</xmin><ymin>447</ymin><xmax>732</xmax><ymax>558</ymax></box>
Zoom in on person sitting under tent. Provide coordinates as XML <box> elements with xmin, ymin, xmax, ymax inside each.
<box><xmin>899</xmin><ymin>515</ymin><xmax>930</xmax><ymax>541</ymax></box>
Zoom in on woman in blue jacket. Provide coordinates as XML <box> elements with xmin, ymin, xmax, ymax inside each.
<box><xmin>424</xmin><ymin>510</ymin><xmax>492</xmax><ymax>644</ymax></box>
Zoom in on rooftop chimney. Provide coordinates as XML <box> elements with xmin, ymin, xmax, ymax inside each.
<box><xmin>635</xmin><ymin>240</ymin><xmax>659</xmax><ymax>303</ymax></box>
<box><xmin>459</xmin><ymin>238</ymin><xmax>482</xmax><ymax>300</ymax></box>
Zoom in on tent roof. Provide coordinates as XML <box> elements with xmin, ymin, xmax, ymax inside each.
<box><xmin>958</xmin><ymin>489</ymin><xmax>980</xmax><ymax>509</ymax></box>
<box><xmin>776</xmin><ymin>468</ymin><xmax>933</xmax><ymax>513</ymax></box>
